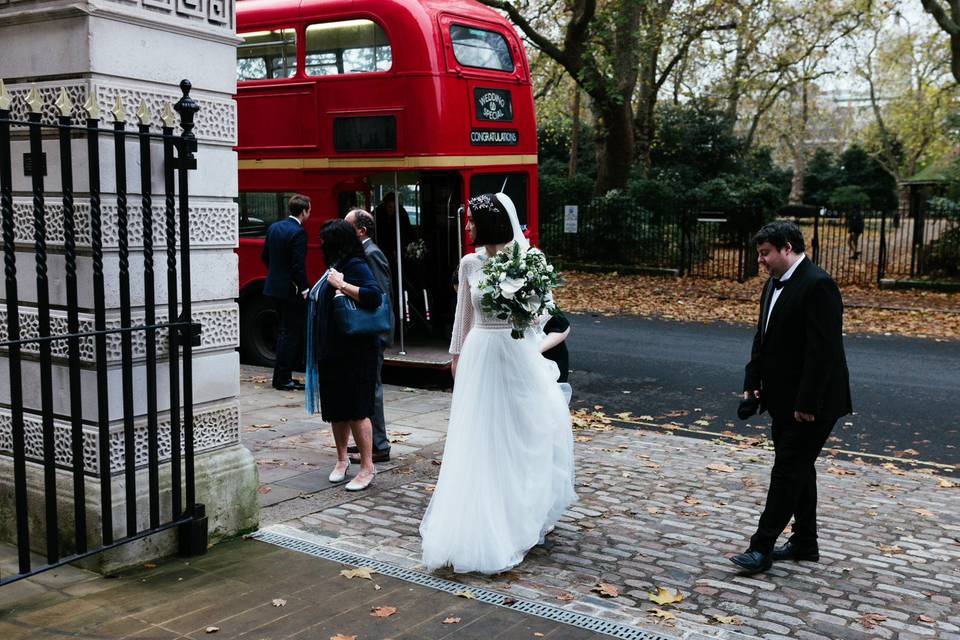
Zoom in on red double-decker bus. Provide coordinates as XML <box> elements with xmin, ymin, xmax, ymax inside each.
<box><xmin>235</xmin><ymin>0</ymin><xmax>538</xmax><ymax>367</ymax></box>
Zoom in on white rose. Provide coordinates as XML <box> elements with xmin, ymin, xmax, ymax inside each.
<box><xmin>546</xmin><ymin>265</ymin><xmax>554</xmax><ymax>272</ymax></box>
<box><xmin>499</xmin><ymin>276</ymin><xmax>525</xmax><ymax>299</ymax></box>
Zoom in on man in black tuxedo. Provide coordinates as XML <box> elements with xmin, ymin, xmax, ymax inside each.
<box><xmin>345</xmin><ymin>208</ymin><xmax>392</xmax><ymax>463</ymax></box>
<box><xmin>732</xmin><ymin>221</ymin><xmax>852</xmax><ymax>575</ymax></box>
<box><xmin>261</xmin><ymin>194</ymin><xmax>311</xmax><ymax>391</ymax></box>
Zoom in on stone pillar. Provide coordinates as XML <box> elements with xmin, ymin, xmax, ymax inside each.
<box><xmin>0</xmin><ymin>0</ymin><xmax>257</xmax><ymax>571</ymax></box>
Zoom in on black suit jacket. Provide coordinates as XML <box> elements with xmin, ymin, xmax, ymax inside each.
<box><xmin>743</xmin><ymin>257</ymin><xmax>852</xmax><ymax>424</ymax></box>
<box><xmin>363</xmin><ymin>239</ymin><xmax>394</xmax><ymax>345</ymax></box>
<box><xmin>261</xmin><ymin>217</ymin><xmax>308</xmax><ymax>300</ymax></box>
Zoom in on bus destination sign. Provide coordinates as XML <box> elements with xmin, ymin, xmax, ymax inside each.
<box><xmin>470</xmin><ymin>129</ymin><xmax>519</xmax><ymax>146</ymax></box>
<box><xmin>474</xmin><ymin>88</ymin><xmax>513</xmax><ymax>122</ymax></box>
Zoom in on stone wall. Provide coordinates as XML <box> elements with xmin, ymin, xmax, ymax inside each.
<box><xmin>0</xmin><ymin>0</ymin><xmax>258</xmax><ymax>571</ymax></box>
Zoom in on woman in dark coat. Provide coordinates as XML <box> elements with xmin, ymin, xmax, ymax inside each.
<box><xmin>306</xmin><ymin>219</ymin><xmax>383</xmax><ymax>491</ymax></box>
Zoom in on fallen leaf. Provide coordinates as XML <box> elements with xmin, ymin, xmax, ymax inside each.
<box><xmin>592</xmin><ymin>583</ymin><xmax>619</xmax><ymax>598</ymax></box>
<box><xmin>878</xmin><ymin>545</ymin><xmax>904</xmax><ymax>554</ymax></box>
<box><xmin>502</xmin><ymin>598</ymin><xmax>517</xmax><ymax>606</ymax></box>
<box><xmin>340</xmin><ymin>567</ymin><xmax>376</xmax><ymax>580</ymax></box>
<box><xmin>649</xmin><ymin>609</ymin><xmax>676</xmax><ymax>620</ymax></box>
<box><xmin>574</xmin><ymin>436</ymin><xmax>593</xmax><ymax>443</ymax></box>
<box><xmin>442</xmin><ymin>617</ymin><xmax>461</xmax><ymax>624</ymax></box>
<box><xmin>556</xmin><ymin>593</ymin><xmax>575</xmax><ymax>602</ymax></box>
<box><xmin>534</xmin><ymin>633</ymin><xmax>545</xmax><ymax>637</ymax></box>
<box><xmin>371</xmin><ymin>606</ymin><xmax>397</xmax><ymax>618</ymax></box>
<box><xmin>330</xmin><ymin>635</ymin><xmax>356</xmax><ymax>640</ymax></box>
<box><xmin>143</xmin><ymin>563</ymin><xmax>157</xmax><ymax>569</ymax></box>
<box><xmin>859</xmin><ymin>612</ymin><xmax>887</xmax><ymax>629</ymax></box>
<box><xmin>648</xmin><ymin>587</ymin><xmax>684</xmax><ymax>606</ymax></box>
<box><xmin>454</xmin><ymin>590</ymin><xmax>476</xmax><ymax>599</ymax></box>
<box><xmin>683</xmin><ymin>497</ymin><xmax>701</xmax><ymax>506</ymax></box>
<box><xmin>712</xmin><ymin>615</ymin><xmax>740</xmax><ymax>625</ymax></box>
<box><xmin>913</xmin><ymin>508</ymin><xmax>935</xmax><ymax>518</ymax></box>
<box><xmin>828</xmin><ymin>467</ymin><xmax>856</xmax><ymax>476</ymax></box>
<box><xmin>258</xmin><ymin>486</ymin><xmax>271</xmax><ymax>494</ymax></box>
<box><xmin>272</xmin><ymin>598</ymin><xmax>286</xmax><ymax>607</ymax></box>
<box><xmin>939</xmin><ymin>478</ymin><xmax>957</xmax><ymax>488</ymax></box>
<box><xmin>706</xmin><ymin>463</ymin><xmax>735</xmax><ymax>473</ymax></box>
<box><xmin>205</xmin><ymin>627</ymin><xmax>219</xmax><ymax>634</ymax></box>
<box><xmin>918</xmin><ymin>615</ymin><xmax>935</xmax><ymax>623</ymax></box>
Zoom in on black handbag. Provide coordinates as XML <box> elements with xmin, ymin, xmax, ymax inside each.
<box><xmin>333</xmin><ymin>292</ymin><xmax>392</xmax><ymax>336</ymax></box>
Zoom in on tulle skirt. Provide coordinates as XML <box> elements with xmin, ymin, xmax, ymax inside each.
<box><xmin>420</xmin><ymin>327</ymin><xmax>576</xmax><ymax>574</ymax></box>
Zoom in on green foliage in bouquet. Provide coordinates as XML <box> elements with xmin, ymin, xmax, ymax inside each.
<box><xmin>478</xmin><ymin>242</ymin><xmax>563</xmax><ymax>339</ymax></box>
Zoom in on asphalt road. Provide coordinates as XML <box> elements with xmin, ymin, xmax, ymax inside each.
<box><xmin>565</xmin><ymin>313</ymin><xmax>960</xmax><ymax>470</ymax></box>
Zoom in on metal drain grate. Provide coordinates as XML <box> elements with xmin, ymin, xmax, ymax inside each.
<box><xmin>251</xmin><ymin>528</ymin><xmax>675</xmax><ymax>640</ymax></box>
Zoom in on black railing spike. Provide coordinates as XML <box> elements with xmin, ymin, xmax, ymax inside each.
<box><xmin>174</xmin><ymin>79</ymin><xmax>199</xmax><ymax>155</ymax></box>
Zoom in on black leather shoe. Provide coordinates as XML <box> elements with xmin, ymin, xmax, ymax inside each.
<box><xmin>274</xmin><ymin>380</ymin><xmax>304</xmax><ymax>391</ymax></box>
<box><xmin>348</xmin><ymin>450</ymin><xmax>390</xmax><ymax>464</ymax></box>
<box><xmin>730</xmin><ymin>550</ymin><xmax>773</xmax><ymax>575</ymax></box>
<box><xmin>772</xmin><ymin>542</ymin><xmax>820</xmax><ymax>562</ymax></box>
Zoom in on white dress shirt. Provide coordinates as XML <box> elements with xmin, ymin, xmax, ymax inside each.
<box><xmin>765</xmin><ymin>254</ymin><xmax>805</xmax><ymax>333</ymax></box>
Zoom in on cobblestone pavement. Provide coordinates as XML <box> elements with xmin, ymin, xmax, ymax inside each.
<box><xmin>242</xmin><ymin>366</ymin><xmax>960</xmax><ymax>640</ymax></box>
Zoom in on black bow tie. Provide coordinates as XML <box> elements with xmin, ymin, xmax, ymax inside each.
<box><xmin>772</xmin><ymin>278</ymin><xmax>786</xmax><ymax>289</ymax></box>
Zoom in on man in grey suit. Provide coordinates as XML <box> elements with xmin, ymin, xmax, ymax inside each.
<box><xmin>345</xmin><ymin>209</ymin><xmax>392</xmax><ymax>463</ymax></box>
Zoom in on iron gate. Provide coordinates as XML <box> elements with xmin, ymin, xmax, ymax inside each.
<box><xmin>0</xmin><ymin>79</ymin><xmax>206</xmax><ymax>585</ymax></box>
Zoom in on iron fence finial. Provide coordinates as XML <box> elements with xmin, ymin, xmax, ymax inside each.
<box><xmin>136</xmin><ymin>99</ymin><xmax>151</xmax><ymax>126</ymax></box>
<box><xmin>82</xmin><ymin>92</ymin><xmax>101</xmax><ymax>121</ymax></box>
<box><xmin>0</xmin><ymin>80</ymin><xmax>11</xmax><ymax>111</ymax></box>
<box><xmin>160</xmin><ymin>103</ymin><xmax>176</xmax><ymax>128</ymax></box>
<box><xmin>55</xmin><ymin>88</ymin><xmax>73</xmax><ymax>119</ymax></box>
<box><xmin>110</xmin><ymin>95</ymin><xmax>126</xmax><ymax>123</ymax></box>
<box><xmin>25</xmin><ymin>85</ymin><xmax>43</xmax><ymax>114</ymax></box>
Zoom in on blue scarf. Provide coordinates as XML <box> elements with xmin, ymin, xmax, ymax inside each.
<box><xmin>305</xmin><ymin>271</ymin><xmax>329</xmax><ymax>415</ymax></box>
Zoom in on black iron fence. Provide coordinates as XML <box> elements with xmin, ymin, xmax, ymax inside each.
<box><xmin>540</xmin><ymin>200</ymin><xmax>960</xmax><ymax>286</ymax></box>
<box><xmin>0</xmin><ymin>79</ymin><xmax>205</xmax><ymax>585</ymax></box>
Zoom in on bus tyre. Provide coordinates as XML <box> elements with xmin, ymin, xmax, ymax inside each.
<box><xmin>240</xmin><ymin>294</ymin><xmax>278</xmax><ymax>368</ymax></box>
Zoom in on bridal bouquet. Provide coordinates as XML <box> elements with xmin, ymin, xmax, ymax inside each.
<box><xmin>478</xmin><ymin>241</ymin><xmax>562</xmax><ymax>339</ymax></box>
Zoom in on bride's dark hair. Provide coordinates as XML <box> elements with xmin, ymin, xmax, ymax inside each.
<box><xmin>468</xmin><ymin>193</ymin><xmax>513</xmax><ymax>246</ymax></box>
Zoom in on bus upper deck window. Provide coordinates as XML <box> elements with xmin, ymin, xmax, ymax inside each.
<box><xmin>237</xmin><ymin>29</ymin><xmax>297</xmax><ymax>81</ymax></box>
<box><xmin>450</xmin><ymin>25</ymin><xmax>514</xmax><ymax>72</ymax></box>
<box><xmin>305</xmin><ymin>19</ymin><xmax>393</xmax><ymax>76</ymax></box>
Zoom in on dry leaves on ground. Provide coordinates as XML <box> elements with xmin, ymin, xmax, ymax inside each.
<box><xmin>330</xmin><ymin>635</ymin><xmax>357</xmax><ymax>640</ymax></box>
<box><xmin>442</xmin><ymin>617</ymin><xmax>462</xmax><ymax>624</ymax></box>
<box><xmin>649</xmin><ymin>609</ymin><xmax>677</xmax><ymax>621</ymax></box>
<box><xmin>592</xmin><ymin>583</ymin><xmax>620</xmax><ymax>598</ymax></box>
<box><xmin>371</xmin><ymin>606</ymin><xmax>397</xmax><ymax>618</ymax></box>
<box><xmin>648</xmin><ymin>587</ymin><xmax>684</xmax><ymax>606</ymax></box>
<box><xmin>555</xmin><ymin>271</ymin><xmax>960</xmax><ymax>341</ymax></box>
<box><xmin>556</xmin><ymin>593</ymin><xmax>575</xmax><ymax>602</ymax></box>
<box><xmin>706</xmin><ymin>463</ymin><xmax>736</xmax><ymax>473</ymax></box>
<box><xmin>271</xmin><ymin>598</ymin><xmax>286</xmax><ymax>607</ymax></box>
<box><xmin>454</xmin><ymin>590</ymin><xmax>476</xmax><ymax>599</ymax></box>
<box><xmin>919</xmin><ymin>615</ymin><xmax>936</xmax><ymax>623</ymax></box>
<box><xmin>914</xmin><ymin>508</ymin><xmax>935</xmax><ymax>518</ymax></box>
<box><xmin>712</xmin><ymin>615</ymin><xmax>741</xmax><ymax>625</ymax></box>
<box><xmin>204</xmin><ymin>627</ymin><xmax>219</xmax><ymax>634</ymax></box>
<box><xmin>340</xmin><ymin>567</ymin><xmax>376</xmax><ymax>580</ymax></box>
<box><xmin>859</xmin><ymin>612</ymin><xmax>888</xmax><ymax>629</ymax></box>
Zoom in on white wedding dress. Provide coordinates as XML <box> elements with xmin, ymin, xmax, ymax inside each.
<box><xmin>419</xmin><ymin>251</ymin><xmax>577</xmax><ymax>574</ymax></box>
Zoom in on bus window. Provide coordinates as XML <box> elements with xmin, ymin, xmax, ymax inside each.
<box><xmin>237</xmin><ymin>29</ymin><xmax>297</xmax><ymax>81</ymax></box>
<box><xmin>305</xmin><ymin>19</ymin><xmax>392</xmax><ymax>76</ymax></box>
<box><xmin>238</xmin><ymin>192</ymin><xmax>296</xmax><ymax>237</ymax></box>
<box><xmin>469</xmin><ymin>173</ymin><xmax>528</xmax><ymax>226</ymax></box>
<box><xmin>450</xmin><ymin>25</ymin><xmax>514</xmax><ymax>72</ymax></box>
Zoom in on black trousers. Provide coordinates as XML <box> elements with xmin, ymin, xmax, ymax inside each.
<box><xmin>271</xmin><ymin>295</ymin><xmax>305</xmax><ymax>388</ymax></box>
<box><xmin>749</xmin><ymin>415</ymin><xmax>836</xmax><ymax>554</ymax></box>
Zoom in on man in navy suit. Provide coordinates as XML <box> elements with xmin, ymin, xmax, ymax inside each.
<box><xmin>345</xmin><ymin>208</ymin><xmax>392</xmax><ymax>463</ymax></box>
<box><xmin>732</xmin><ymin>221</ymin><xmax>852</xmax><ymax>575</ymax></box>
<box><xmin>261</xmin><ymin>194</ymin><xmax>311</xmax><ymax>391</ymax></box>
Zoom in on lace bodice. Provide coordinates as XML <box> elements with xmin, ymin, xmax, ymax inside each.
<box><xmin>449</xmin><ymin>253</ymin><xmax>511</xmax><ymax>354</ymax></box>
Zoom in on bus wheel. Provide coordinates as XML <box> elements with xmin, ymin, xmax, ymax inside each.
<box><xmin>240</xmin><ymin>294</ymin><xmax>278</xmax><ymax>367</ymax></box>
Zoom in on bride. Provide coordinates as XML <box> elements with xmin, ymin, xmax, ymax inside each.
<box><xmin>419</xmin><ymin>193</ymin><xmax>576</xmax><ymax>574</ymax></box>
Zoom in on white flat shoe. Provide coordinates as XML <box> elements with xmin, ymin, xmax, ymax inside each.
<box><xmin>329</xmin><ymin>462</ymin><xmax>349</xmax><ymax>483</ymax></box>
<box><xmin>345</xmin><ymin>471</ymin><xmax>375</xmax><ymax>491</ymax></box>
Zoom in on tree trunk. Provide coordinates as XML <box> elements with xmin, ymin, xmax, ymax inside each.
<box><xmin>569</xmin><ymin>89</ymin><xmax>580</xmax><ymax>178</ymax></box>
<box><xmin>633</xmin><ymin>52</ymin><xmax>658</xmax><ymax>177</ymax></box>
<box><xmin>787</xmin><ymin>82</ymin><xmax>810</xmax><ymax>205</ymax></box>
<box><xmin>594</xmin><ymin>100</ymin><xmax>635</xmax><ymax>194</ymax></box>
